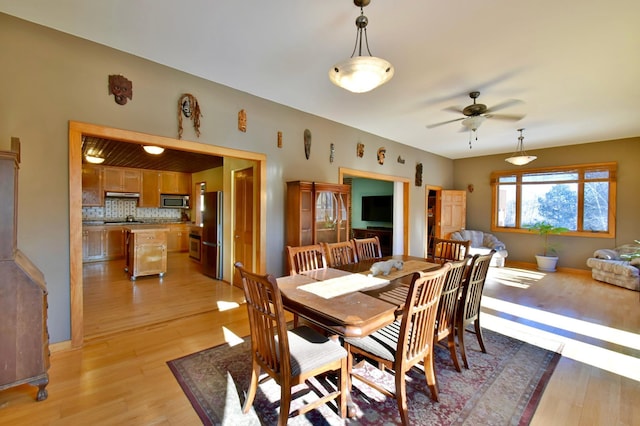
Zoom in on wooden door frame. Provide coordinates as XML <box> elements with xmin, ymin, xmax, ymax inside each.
<box><xmin>338</xmin><ymin>167</ymin><xmax>410</xmax><ymax>254</ymax></box>
<box><xmin>69</xmin><ymin>121</ymin><xmax>266</xmax><ymax>348</ymax></box>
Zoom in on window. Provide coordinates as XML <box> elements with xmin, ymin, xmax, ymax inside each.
<box><xmin>491</xmin><ymin>162</ymin><xmax>616</xmax><ymax>237</ymax></box>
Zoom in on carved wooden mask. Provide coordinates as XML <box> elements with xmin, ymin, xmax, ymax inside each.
<box><xmin>108</xmin><ymin>75</ymin><xmax>132</xmax><ymax>105</ymax></box>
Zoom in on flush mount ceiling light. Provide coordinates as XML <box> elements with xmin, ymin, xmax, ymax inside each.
<box><xmin>328</xmin><ymin>0</ymin><xmax>394</xmax><ymax>93</ymax></box>
<box><xmin>143</xmin><ymin>145</ymin><xmax>165</xmax><ymax>155</ymax></box>
<box><xmin>85</xmin><ymin>154</ymin><xmax>104</xmax><ymax>164</ymax></box>
<box><xmin>505</xmin><ymin>128</ymin><xmax>537</xmax><ymax>166</ymax></box>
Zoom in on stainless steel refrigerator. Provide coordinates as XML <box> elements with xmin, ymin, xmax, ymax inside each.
<box><xmin>202</xmin><ymin>191</ymin><xmax>223</xmax><ymax>279</ymax></box>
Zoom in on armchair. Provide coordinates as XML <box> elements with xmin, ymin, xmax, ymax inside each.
<box><xmin>450</xmin><ymin>229</ymin><xmax>508</xmax><ymax>267</ymax></box>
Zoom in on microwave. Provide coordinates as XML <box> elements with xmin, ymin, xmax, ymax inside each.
<box><xmin>160</xmin><ymin>194</ymin><xmax>189</xmax><ymax>209</ymax></box>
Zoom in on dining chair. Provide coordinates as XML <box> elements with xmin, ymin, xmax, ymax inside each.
<box><xmin>456</xmin><ymin>250</ymin><xmax>495</xmax><ymax>369</ymax></box>
<box><xmin>344</xmin><ymin>263</ymin><xmax>451</xmax><ymax>426</ymax></box>
<box><xmin>234</xmin><ymin>262</ymin><xmax>348</xmax><ymax>425</ymax></box>
<box><xmin>429</xmin><ymin>237</ymin><xmax>470</xmax><ymax>263</ymax></box>
<box><xmin>434</xmin><ymin>257</ymin><xmax>469</xmax><ymax>372</ymax></box>
<box><xmin>285</xmin><ymin>244</ymin><xmax>327</xmax><ymax>276</ymax></box>
<box><xmin>323</xmin><ymin>241</ymin><xmax>358</xmax><ymax>267</ymax></box>
<box><xmin>353</xmin><ymin>236</ymin><xmax>383</xmax><ymax>261</ymax></box>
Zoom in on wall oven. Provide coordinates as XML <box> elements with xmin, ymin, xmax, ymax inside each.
<box><xmin>188</xmin><ymin>233</ymin><xmax>201</xmax><ymax>261</ymax></box>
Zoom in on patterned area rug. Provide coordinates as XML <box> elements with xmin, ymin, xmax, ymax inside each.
<box><xmin>167</xmin><ymin>329</ymin><xmax>561</xmax><ymax>425</ymax></box>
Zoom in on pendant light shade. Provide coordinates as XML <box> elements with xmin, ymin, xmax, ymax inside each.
<box><xmin>329</xmin><ymin>0</ymin><xmax>394</xmax><ymax>93</ymax></box>
<box><xmin>505</xmin><ymin>128</ymin><xmax>536</xmax><ymax>166</ymax></box>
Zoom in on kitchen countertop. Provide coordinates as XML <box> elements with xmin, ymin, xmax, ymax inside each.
<box><xmin>83</xmin><ymin>220</ymin><xmax>192</xmax><ymax>226</ymax></box>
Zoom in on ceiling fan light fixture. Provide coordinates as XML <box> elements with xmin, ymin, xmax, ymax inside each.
<box><xmin>505</xmin><ymin>128</ymin><xmax>537</xmax><ymax>166</ymax></box>
<box><xmin>328</xmin><ymin>0</ymin><xmax>394</xmax><ymax>93</ymax></box>
<box><xmin>461</xmin><ymin>115</ymin><xmax>486</xmax><ymax>131</ymax></box>
<box><xmin>85</xmin><ymin>154</ymin><xmax>105</xmax><ymax>164</ymax></box>
<box><xmin>143</xmin><ymin>145</ymin><xmax>165</xmax><ymax>155</ymax></box>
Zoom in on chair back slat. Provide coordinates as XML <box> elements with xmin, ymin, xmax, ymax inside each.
<box><xmin>399</xmin><ymin>263</ymin><xmax>450</xmax><ymax>365</ymax></box>
<box><xmin>235</xmin><ymin>263</ymin><xmax>290</xmax><ymax>378</ymax></box>
<box><xmin>459</xmin><ymin>251</ymin><xmax>494</xmax><ymax>323</ymax></box>
<box><xmin>323</xmin><ymin>241</ymin><xmax>358</xmax><ymax>267</ymax></box>
<box><xmin>435</xmin><ymin>257</ymin><xmax>468</xmax><ymax>341</ymax></box>
<box><xmin>353</xmin><ymin>236</ymin><xmax>383</xmax><ymax>261</ymax></box>
<box><xmin>431</xmin><ymin>238</ymin><xmax>470</xmax><ymax>263</ymax></box>
<box><xmin>286</xmin><ymin>244</ymin><xmax>327</xmax><ymax>275</ymax></box>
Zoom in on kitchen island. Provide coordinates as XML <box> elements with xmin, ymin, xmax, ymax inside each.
<box><xmin>124</xmin><ymin>225</ymin><xmax>169</xmax><ymax>280</ymax></box>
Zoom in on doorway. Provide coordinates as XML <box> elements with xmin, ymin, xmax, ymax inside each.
<box><xmin>69</xmin><ymin>121</ymin><xmax>267</xmax><ymax>347</ymax></box>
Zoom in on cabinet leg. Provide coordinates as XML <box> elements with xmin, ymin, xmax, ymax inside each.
<box><xmin>32</xmin><ymin>374</ymin><xmax>49</xmax><ymax>401</ymax></box>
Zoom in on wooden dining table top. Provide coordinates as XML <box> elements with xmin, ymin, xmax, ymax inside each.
<box><xmin>277</xmin><ymin>255</ymin><xmax>440</xmax><ymax>338</ymax></box>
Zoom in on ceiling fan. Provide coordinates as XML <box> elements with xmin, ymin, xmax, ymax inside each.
<box><xmin>426</xmin><ymin>91</ymin><xmax>524</xmax><ymax>131</ymax></box>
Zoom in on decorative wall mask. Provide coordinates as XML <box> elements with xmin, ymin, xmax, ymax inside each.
<box><xmin>356</xmin><ymin>142</ymin><xmax>364</xmax><ymax>158</ymax></box>
<box><xmin>304</xmin><ymin>129</ymin><xmax>312</xmax><ymax>159</ymax></box>
<box><xmin>238</xmin><ymin>109</ymin><xmax>247</xmax><ymax>132</ymax></box>
<box><xmin>277</xmin><ymin>131</ymin><xmax>283</xmax><ymax>148</ymax></box>
<box><xmin>330</xmin><ymin>143</ymin><xmax>335</xmax><ymax>163</ymax></box>
<box><xmin>108</xmin><ymin>75</ymin><xmax>132</xmax><ymax>105</ymax></box>
<box><xmin>397</xmin><ymin>156</ymin><xmax>405</xmax><ymax>164</ymax></box>
<box><xmin>415</xmin><ymin>162</ymin><xmax>423</xmax><ymax>187</ymax></box>
<box><xmin>468</xmin><ymin>184</ymin><xmax>474</xmax><ymax>193</ymax></box>
<box><xmin>178</xmin><ymin>93</ymin><xmax>202</xmax><ymax>139</ymax></box>
<box><xmin>377</xmin><ymin>147</ymin><xmax>386</xmax><ymax>165</ymax></box>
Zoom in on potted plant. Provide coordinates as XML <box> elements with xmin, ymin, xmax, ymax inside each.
<box><xmin>527</xmin><ymin>221</ymin><xmax>569</xmax><ymax>272</ymax></box>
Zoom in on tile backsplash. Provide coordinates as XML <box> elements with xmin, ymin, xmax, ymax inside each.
<box><xmin>83</xmin><ymin>199</ymin><xmax>182</xmax><ymax>221</ymax></box>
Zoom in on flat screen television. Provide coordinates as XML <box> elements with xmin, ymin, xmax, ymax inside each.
<box><xmin>361</xmin><ymin>195</ymin><xmax>393</xmax><ymax>222</ymax></box>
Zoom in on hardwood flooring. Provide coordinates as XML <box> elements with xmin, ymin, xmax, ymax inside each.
<box><xmin>0</xmin><ymin>257</ymin><xmax>638</xmax><ymax>425</ymax></box>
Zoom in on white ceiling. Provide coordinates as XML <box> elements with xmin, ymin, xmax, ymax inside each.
<box><xmin>2</xmin><ymin>0</ymin><xmax>639</xmax><ymax>159</ymax></box>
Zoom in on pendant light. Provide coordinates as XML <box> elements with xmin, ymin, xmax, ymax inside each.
<box><xmin>328</xmin><ymin>0</ymin><xmax>394</xmax><ymax>93</ymax></box>
<box><xmin>505</xmin><ymin>128</ymin><xmax>536</xmax><ymax>166</ymax></box>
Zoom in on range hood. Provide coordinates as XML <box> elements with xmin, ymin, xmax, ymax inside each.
<box><xmin>105</xmin><ymin>192</ymin><xmax>140</xmax><ymax>198</ymax></box>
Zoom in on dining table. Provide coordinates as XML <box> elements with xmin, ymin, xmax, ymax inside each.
<box><xmin>276</xmin><ymin>254</ymin><xmax>441</xmax><ymax>417</ymax></box>
<box><xmin>276</xmin><ymin>255</ymin><xmax>441</xmax><ymax>338</ymax></box>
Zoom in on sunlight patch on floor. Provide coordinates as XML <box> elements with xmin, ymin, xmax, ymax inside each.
<box><xmin>223</xmin><ymin>326</ymin><xmax>245</xmax><ymax>346</ymax></box>
<box><xmin>481</xmin><ymin>314</ymin><xmax>640</xmax><ymax>382</ymax></box>
<box><xmin>487</xmin><ymin>267</ymin><xmax>546</xmax><ymax>289</ymax></box>
<box><xmin>482</xmin><ymin>296</ymin><xmax>640</xmax><ymax>350</ymax></box>
<box><xmin>217</xmin><ymin>300</ymin><xmax>240</xmax><ymax>311</ymax></box>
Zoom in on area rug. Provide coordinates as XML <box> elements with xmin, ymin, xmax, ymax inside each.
<box><xmin>167</xmin><ymin>329</ymin><xmax>561</xmax><ymax>425</ymax></box>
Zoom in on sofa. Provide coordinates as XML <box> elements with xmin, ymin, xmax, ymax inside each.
<box><xmin>586</xmin><ymin>243</ymin><xmax>640</xmax><ymax>291</ymax></box>
<box><xmin>450</xmin><ymin>229</ymin><xmax>508</xmax><ymax>267</ymax></box>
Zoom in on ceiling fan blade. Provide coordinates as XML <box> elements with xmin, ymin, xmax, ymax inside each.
<box><xmin>486</xmin><ymin>113</ymin><xmax>525</xmax><ymax>121</ymax></box>
<box><xmin>426</xmin><ymin>116</ymin><xmax>465</xmax><ymax>129</ymax></box>
<box><xmin>485</xmin><ymin>99</ymin><xmax>523</xmax><ymax>113</ymax></box>
<box><xmin>443</xmin><ymin>106</ymin><xmax>465</xmax><ymax>114</ymax></box>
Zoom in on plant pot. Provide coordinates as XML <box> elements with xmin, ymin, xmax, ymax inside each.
<box><xmin>535</xmin><ymin>254</ymin><xmax>559</xmax><ymax>272</ymax></box>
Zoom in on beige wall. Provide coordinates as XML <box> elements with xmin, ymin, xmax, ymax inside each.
<box><xmin>453</xmin><ymin>137</ymin><xmax>640</xmax><ymax>269</ymax></box>
<box><xmin>0</xmin><ymin>13</ymin><xmax>452</xmax><ymax>343</ymax></box>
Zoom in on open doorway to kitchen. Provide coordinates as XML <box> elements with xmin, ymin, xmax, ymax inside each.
<box><xmin>69</xmin><ymin>121</ymin><xmax>266</xmax><ymax>348</ymax></box>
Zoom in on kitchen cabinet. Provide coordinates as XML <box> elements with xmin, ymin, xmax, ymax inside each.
<box><xmin>167</xmin><ymin>224</ymin><xmax>189</xmax><ymax>252</ymax></box>
<box><xmin>82</xmin><ymin>226</ymin><xmax>105</xmax><ymax>261</ymax></box>
<box><xmin>140</xmin><ymin>170</ymin><xmax>160</xmax><ymax>207</ymax></box>
<box><xmin>103</xmin><ymin>167</ymin><xmax>141</xmax><ymax>193</ymax></box>
<box><xmin>286</xmin><ymin>181</ymin><xmax>350</xmax><ymax>247</ymax></box>
<box><xmin>160</xmin><ymin>171</ymin><xmax>191</xmax><ymax>195</ymax></box>
<box><xmin>124</xmin><ymin>226</ymin><xmax>168</xmax><ymax>280</ymax></box>
<box><xmin>82</xmin><ymin>226</ymin><xmax>125</xmax><ymax>262</ymax></box>
<box><xmin>82</xmin><ymin>164</ymin><xmax>103</xmax><ymax>206</ymax></box>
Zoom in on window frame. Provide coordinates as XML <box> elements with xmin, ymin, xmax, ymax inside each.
<box><xmin>490</xmin><ymin>162</ymin><xmax>616</xmax><ymax>238</ymax></box>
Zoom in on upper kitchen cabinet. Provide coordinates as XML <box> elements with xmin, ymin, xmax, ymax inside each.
<box><xmin>160</xmin><ymin>171</ymin><xmax>191</xmax><ymax>195</ymax></box>
<box><xmin>140</xmin><ymin>170</ymin><xmax>160</xmax><ymax>208</ymax></box>
<box><xmin>103</xmin><ymin>167</ymin><xmax>141</xmax><ymax>193</ymax></box>
<box><xmin>286</xmin><ymin>181</ymin><xmax>350</xmax><ymax>247</ymax></box>
<box><xmin>82</xmin><ymin>164</ymin><xmax>103</xmax><ymax>206</ymax></box>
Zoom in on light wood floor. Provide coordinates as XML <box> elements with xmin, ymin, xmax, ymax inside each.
<box><xmin>1</xmin><ymin>257</ymin><xmax>638</xmax><ymax>425</ymax></box>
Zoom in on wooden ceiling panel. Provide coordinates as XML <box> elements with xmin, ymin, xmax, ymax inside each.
<box><xmin>82</xmin><ymin>137</ymin><xmax>223</xmax><ymax>173</ymax></box>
